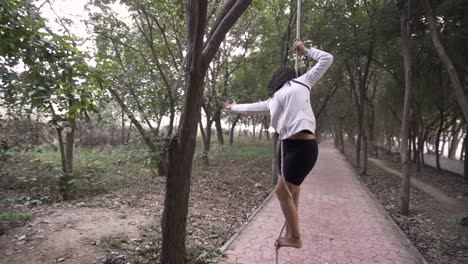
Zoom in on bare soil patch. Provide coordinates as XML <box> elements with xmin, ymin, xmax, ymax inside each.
<box><xmin>0</xmin><ymin>144</ymin><xmax>273</xmax><ymax>263</ymax></box>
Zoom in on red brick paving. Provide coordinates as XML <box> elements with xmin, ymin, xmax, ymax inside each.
<box><xmin>218</xmin><ymin>142</ymin><xmax>427</xmax><ymax>264</ymax></box>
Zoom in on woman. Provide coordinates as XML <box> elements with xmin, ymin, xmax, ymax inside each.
<box><xmin>223</xmin><ymin>39</ymin><xmax>333</xmax><ymax>249</ymax></box>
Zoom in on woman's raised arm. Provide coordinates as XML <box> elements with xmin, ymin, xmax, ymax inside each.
<box><xmin>293</xmin><ymin>40</ymin><xmax>333</xmax><ymax>89</ymax></box>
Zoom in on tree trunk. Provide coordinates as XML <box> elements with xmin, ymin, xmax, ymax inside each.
<box><xmin>199</xmin><ymin>120</ymin><xmax>209</xmax><ymax>165</ymax></box>
<box><xmin>65</xmin><ymin>122</ymin><xmax>75</xmax><ymax>176</ymax></box>
<box><xmin>399</xmin><ymin>4</ymin><xmax>413</xmax><ymax>216</ymax></box>
<box><xmin>56</xmin><ymin>119</ymin><xmax>75</xmax><ymax>200</ymax></box>
<box><xmin>423</xmin><ymin>0</ymin><xmax>468</xmax><ymax>125</ymax></box>
<box><xmin>361</xmin><ymin>133</ymin><xmax>368</xmax><ymax>175</ymax></box>
<box><xmin>56</xmin><ymin>127</ymin><xmax>68</xmax><ymax>200</ymax></box>
<box><xmin>162</xmin><ymin>2</ymin><xmax>207</xmax><ymax>261</ymax></box>
<box><xmin>161</xmin><ymin>1</ymin><xmax>251</xmax><ymax>261</ymax></box>
<box><xmin>356</xmin><ymin>109</ymin><xmax>363</xmax><ymax>168</ymax></box>
<box><xmin>448</xmin><ymin>123</ymin><xmax>461</xmax><ymax>159</ymax></box>
<box><xmin>441</xmin><ymin>131</ymin><xmax>447</xmax><ymax>157</ymax></box>
<box><xmin>271</xmin><ymin>132</ymin><xmax>279</xmax><ymax>187</ymax></box>
<box><xmin>258</xmin><ymin>120</ymin><xmax>264</xmax><ymax>140</ymax></box>
<box><xmin>464</xmin><ymin>131</ymin><xmax>468</xmax><ymax>182</ymax></box>
<box><xmin>252</xmin><ymin>118</ymin><xmax>256</xmax><ymax>138</ymax></box>
<box><xmin>213</xmin><ymin>108</ymin><xmax>224</xmax><ymax>145</ymax></box>
<box><xmin>436</xmin><ymin>115</ymin><xmax>443</xmax><ymax>171</ymax></box>
<box><xmin>339</xmin><ymin>120</ymin><xmax>345</xmax><ymax>154</ymax></box>
<box><xmin>229</xmin><ymin>114</ymin><xmax>240</xmax><ymax>146</ymax></box>
<box><xmin>127</xmin><ymin>122</ymin><xmax>133</xmax><ymax>144</ymax></box>
<box><xmin>462</xmin><ymin>131</ymin><xmax>466</xmax><ymax>160</ymax></box>
<box><xmin>121</xmin><ymin>110</ymin><xmax>125</xmax><ymax>144</ymax></box>
<box><xmin>412</xmin><ymin>129</ymin><xmax>417</xmax><ymax>163</ymax></box>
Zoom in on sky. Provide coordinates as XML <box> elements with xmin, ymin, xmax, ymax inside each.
<box><xmin>37</xmin><ymin>0</ymin><xmax>130</xmax><ymax>54</ymax></box>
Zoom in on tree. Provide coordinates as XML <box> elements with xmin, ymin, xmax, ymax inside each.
<box><xmin>1</xmin><ymin>0</ymin><xmax>98</xmax><ymax>199</ymax></box>
<box><xmin>423</xmin><ymin>0</ymin><xmax>468</xmax><ymax>180</ymax></box>
<box><xmin>398</xmin><ymin>0</ymin><xmax>413</xmax><ymax>215</ymax></box>
<box><xmin>161</xmin><ymin>1</ymin><xmax>253</xmax><ymax>262</ymax></box>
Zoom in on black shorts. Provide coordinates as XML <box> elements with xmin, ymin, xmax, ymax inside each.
<box><xmin>278</xmin><ymin>138</ymin><xmax>318</xmax><ymax>186</ymax></box>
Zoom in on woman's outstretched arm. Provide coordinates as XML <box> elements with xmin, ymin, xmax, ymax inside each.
<box><xmin>224</xmin><ymin>100</ymin><xmax>270</xmax><ymax>115</ymax></box>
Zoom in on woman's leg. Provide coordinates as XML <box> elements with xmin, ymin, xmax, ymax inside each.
<box><xmin>285</xmin><ymin>186</ymin><xmax>301</xmax><ymax>237</ymax></box>
<box><xmin>275</xmin><ymin>177</ymin><xmax>302</xmax><ymax>248</ymax></box>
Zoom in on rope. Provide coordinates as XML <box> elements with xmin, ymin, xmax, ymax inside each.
<box><xmin>294</xmin><ymin>0</ymin><xmax>301</xmax><ymax>77</ymax></box>
<box><xmin>276</xmin><ymin>2</ymin><xmax>301</xmax><ymax>263</ymax></box>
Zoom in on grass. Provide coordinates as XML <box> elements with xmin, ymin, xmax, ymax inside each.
<box><xmin>3</xmin><ymin>136</ymin><xmax>272</xmax><ymax>201</ymax></box>
<box><xmin>0</xmin><ymin>210</ymin><xmax>31</xmax><ymax>235</ymax></box>
<box><xmin>194</xmin><ymin>136</ymin><xmax>272</xmax><ymax>165</ymax></box>
<box><xmin>1</xmin><ymin>136</ymin><xmax>272</xmax><ymax>261</ymax></box>
<box><xmin>4</xmin><ymin>144</ymin><xmax>155</xmax><ymax>200</ymax></box>
<box><xmin>100</xmin><ymin>233</ymin><xmax>130</xmax><ymax>249</ymax></box>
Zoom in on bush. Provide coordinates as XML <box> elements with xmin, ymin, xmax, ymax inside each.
<box><xmin>0</xmin><ymin>210</ymin><xmax>31</xmax><ymax>235</ymax></box>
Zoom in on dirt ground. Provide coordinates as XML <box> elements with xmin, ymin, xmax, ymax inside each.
<box><xmin>0</xmin><ymin>158</ymin><xmax>273</xmax><ymax>264</ymax></box>
<box><xmin>343</xmin><ymin>143</ymin><xmax>468</xmax><ymax>264</ymax></box>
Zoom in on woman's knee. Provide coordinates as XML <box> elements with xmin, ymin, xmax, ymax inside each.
<box><xmin>275</xmin><ymin>184</ymin><xmax>290</xmax><ymax>201</ymax></box>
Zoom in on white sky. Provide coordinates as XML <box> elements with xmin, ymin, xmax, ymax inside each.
<box><xmin>37</xmin><ymin>0</ymin><xmax>131</xmax><ymax>54</ymax></box>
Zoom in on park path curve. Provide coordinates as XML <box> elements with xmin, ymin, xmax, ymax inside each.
<box><xmin>368</xmin><ymin>158</ymin><xmax>464</xmax><ymax>211</ymax></box>
<box><xmin>218</xmin><ymin>142</ymin><xmax>427</xmax><ymax>264</ymax></box>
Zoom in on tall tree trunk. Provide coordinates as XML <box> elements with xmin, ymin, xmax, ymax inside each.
<box><xmin>56</xmin><ymin>127</ymin><xmax>68</xmax><ymax>200</ymax></box>
<box><xmin>461</xmin><ymin>131</ymin><xmax>466</xmax><ymax>160</ymax></box>
<box><xmin>127</xmin><ymin>122</ymin><xmax>133</xmax><ymax>144</ymax></box>
<box><xmin>56</xmin><ymin>119</ymin><xmax>75</xmax><ymax>200</ymax></box>
<box><xmin>229</xmin><ymin>114</ymin><xmax>240</xmax><ymax>145</ymax></box>
<box><xmin>339</xmin><ymin>120</ymin><xmax>345</xmax><ymax>154</ymax></box>
<box><xmin>251</xmin><ymin>118</ymin><xmax>256</xmax><ymax>138</ymax></box>
<box><xmin>162</xmin><ymin>1</ymin><xmax>252</xmax><ymax>261</ymax></box>
<box><xmin>213</xmin><ymin>108</ymin><xmax>224</xmax><ymax>145</ymax></box>
<box><xmin>258</xmin><ymin>120</ymin><xmax>264</xmax><ymax>140</ymax></box>
<box><xmin>65</xmin><ymin>121</ymin><xmax>75</xmax><ymax>176</ymax></box>
<box><xmin>264</xmin><ymin>116</ymin><xmax>270</xmax><ymax>140</ymax></box>
<box><xmin>361</xmin><ymin>133</ymin><xmax>368</xmax><ymax>175</ymax></box>
<box><xmin>423</xmin><ymin>0</ymin><xmax>468</xmax><ymax>125</ymax></box>
<box><xmin>162</xmin><ymin>3</ymin><xmax>207</xmax><ymax>261</ymax></box>
<box><xmin>462</xmin><ymin>136</ymin><xmax>467</xmax><ymax>181</ymax></box>
<box><xmin>436</xmin><ymin>115</ymin><xmax>444</xmax><ymax>171</ymax></box>
<box><xmin>121</xmin><ymin>110</ymin><xmax>125</xmax><ymax>144</ymax></box>
<box><xmin>356</xmin><ymin>105</ymin><xmax>364</xmax><ymax>168</ymax></box>
<box><xmin>199</xmin><ymin>120</ymin><xmax>209</xmax><ymax>165</ymax></box>
<box><xmin>399</xmin><ymin>3</ymin><xmax>413</xmax><ymax>215</ymax></box>
<box><xmin>448</xmin><ymin>123</ymin><xmax>461</xmax><ymax>159</ymax></box>
<box><xmin>271</xmin><ymin>132</ymin><xmax>279</xmax><ymax>187</ymax></box>
<box><xmin>441</xmin><ymin>131</ymin><xmax>447</xmax><ymax>157</ymax></box>
<box><xmin>412</xmin><ymin>128</ymin><xmax>417</xmax><ymax>164</ymax></box>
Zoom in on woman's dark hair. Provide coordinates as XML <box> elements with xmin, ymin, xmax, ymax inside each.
<box><xmin>268</xmin><ymin>66</ymin><xmax>298</xmax><ymax>96</ymax></box>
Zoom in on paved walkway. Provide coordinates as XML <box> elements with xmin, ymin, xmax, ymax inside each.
<box><xmin>218</xmin><ymin>142</ymin><xmax>427</xmax><ymax>264</ymax></box>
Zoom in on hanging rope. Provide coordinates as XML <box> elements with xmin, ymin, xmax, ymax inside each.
<box><xmin>294</xmin><ymin>0</ymin><xmax>301</xmax><ymax>77</ymax></box>
<box><xmin>276</xmin><ymin>1</ymin><xmax>301</xmax><ymax>263</ymax></box>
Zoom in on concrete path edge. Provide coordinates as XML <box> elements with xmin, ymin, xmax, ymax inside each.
<box><xmin>215</xmin><ymin>187</ymin><xmax>277</xmax><ymax>262</ymax></box>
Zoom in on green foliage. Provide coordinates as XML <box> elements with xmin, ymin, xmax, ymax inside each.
<box><xmin>186</xmin><ymin>243</ymin><xmax>221</xmax><ymax>264</ymax></box>
<box><xmin>3</xmin><ymin>144</ymin><xmax>155</xmax><ymax>200</ymax></box>
<box><xmin>100</xmin><ymin>233</ymin><xmax>130</xmax><ymax>249</ymax></box>
<box><xmin>194</xmin><ymin>136</ymin><xmax>272</xmax><ymax>166</ymax></box>
<box><xmin>0</xmin><ymin>210</ymin><xmax>31</xmax><ymax>235</ymax></box>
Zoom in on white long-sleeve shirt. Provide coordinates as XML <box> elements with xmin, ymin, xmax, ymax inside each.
<box><xmin>231</xmin><ymin>47</ymin><xmax>333</xmax><ymax>139</ymax></box>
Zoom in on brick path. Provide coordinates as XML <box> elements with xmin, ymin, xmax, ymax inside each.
<box><xmin>218</xmin><ymin>142</ymin><xmax>427</xmax><ymax>264</ymax></box>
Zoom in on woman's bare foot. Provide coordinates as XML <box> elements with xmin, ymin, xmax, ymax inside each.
<box><xmin>275</xmin><ymin>236</ymin><xmax>302</xmax><ymax>249</ymax></box>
